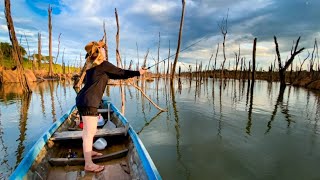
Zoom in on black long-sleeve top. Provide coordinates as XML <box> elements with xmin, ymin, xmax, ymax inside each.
<box><xmin>76</xmin><ymin>61</ymin><xmax>140</xmax><ymax>108</ymax></box>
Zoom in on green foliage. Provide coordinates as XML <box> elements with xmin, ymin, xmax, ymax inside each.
<box><xmin>31</xmin><ymin>53</ymin><xmax>52</xmax><ymax>62</ymax></box>
<box><xmin>0</xmin><ymin>56</ymin><xmax>80</xmax><ymax>74</ymax></box>
<box><xmin>0</xmin><ymin>41</ymin><xmax>79</xmax><ymax>74</ymax></box>
<box><xmin>0</xmin><ymin>42</ymin><xmax>26</xmax><ymax>58</ymax></box>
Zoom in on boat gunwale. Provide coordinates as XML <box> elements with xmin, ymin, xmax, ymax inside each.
<box><xmin>9</xmin><ymin>105</ymin><xmax>77</xmax><ymax>180</ymax></box>
<box><xmin>109</xmin><ymin>103</ymin><xmax>162</xmax><ymax>180</ymax></box>
<box><xmin>10</xmin><ymin>97</ymin><xmax>161</xmax><ymax>180</ymax></box>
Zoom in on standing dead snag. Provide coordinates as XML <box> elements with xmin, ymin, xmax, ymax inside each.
<box><xmin>48</xmin><ymin>5</ymin><xmax>54</xmax><ymax>77</ymax></box>
<box><xmin>115</xmin><ymin>8</ymin><xmax>122</xmax><ymax>68</ymax></box>
<box><xmin>274</xmin><ymin>36</ymin><xmax>305</xmax><ymax>87</ymax></box>
<box><xmin>38</xmin><ymin>32</ymin><xmax>42</xmax><ymax>69</ymax></box>
<box><xmin>54</xmin><ymin>33</ymin><xmax>61</xmax><ymax>64</ymax></box>
<box><xmin>171</xmin><ymin>0</ymin><xmax>186</xmax><ymax>80</ymax></box>
<box><xmin>157</xmin><ymin>32</ymin><xmax>160</xmax><ymax>76</ymax></box>
<box><xmin>252</xmin><ymin>38</ymin><xmax>257</xmax><ymax>82</ymax></box>
<box><xmin>4</xmin><ymin>0</ymin><xmax>31</xmax><ymax>92</ymax></box>
<box><xmin>234</xmin><ymin>44</ymin><xmax>241</xmax><ymax>79</ymax></box>
<box><xmin>218</xmin><ymin>9</ymin><xmax>229</xmax><ymax>79</ymax></box>
<box><xmin>103</xmin><ymin>21</ymin><xmax>109</xmax><ymax>61</ymax></box>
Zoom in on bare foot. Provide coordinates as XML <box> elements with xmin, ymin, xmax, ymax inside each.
<box><xmin>85</xmin><ymin>163</ymin><xmax>104</xmax><ymax>173</ymax></box>
<box><xmin>91</xmin><ymin>151</ymin><xmax>103</xmax><ymax>157</ymax></box>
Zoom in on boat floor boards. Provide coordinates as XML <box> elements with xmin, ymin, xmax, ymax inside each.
<box><xmin>47</xmin><ymin>158</ymin><xmax>131</xmax><ymax>180</ymax></box>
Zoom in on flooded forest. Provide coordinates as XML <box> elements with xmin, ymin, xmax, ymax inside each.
<box><xmin>1</xmin><ymin>0</ymin><xmax>320</xmax><ymax>179</ymax></box>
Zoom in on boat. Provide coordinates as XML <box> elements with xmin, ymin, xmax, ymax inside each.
<box><xmin>10</xmin><ymin>97</ymin><xmax>161</xmax><ymax>180</ymax></box>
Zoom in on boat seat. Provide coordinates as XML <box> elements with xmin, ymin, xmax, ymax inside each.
<box><xmin>50</xmin><ymin>126</ymin><xmax>128</xmax><ymax>141</ymax></box>
<box><xmin>97</xmin><ymin>108</ymin><xmax>114</xmax><ymax>113</ymax></box>
<box><xmin>49</xmin><ymin>149</ymin><xmax>129</xmax><ymax>166</ymax></box>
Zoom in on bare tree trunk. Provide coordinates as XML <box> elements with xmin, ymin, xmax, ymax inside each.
<box><xmin>38</xmin><ymin>32</ymin><xmax>42</xmax><ymax>69</ymax></box>
<box><xmin>252</xmin><ymin>38</ymin><xmax>257</xmax><ymax>82</ymax></box>
<box><xmin>32</xmin><ymin>52</ymin><xmax>36</xmax><ymax>71</ymax></box>
<box><xmin>157</xmin><ymin>32</ymin><xmax>160</xmax><ymax>76</ymax></box>
<box><xmin>235</xmin><ymin>44</ymin><xmax>240</xmax><ymax>79</ymax></box>
<box><xmin>115</xmin><ymin>8</ymin><xmax>122</xmax><ymax>68</ymax></box>
<box><xmin>136</xmin><ymin>42</ymin><xmax>139</xmax><ymax>70</ymax></box>
<box><xmin>171</xmin><ymin>0</ymin><xmax>185</xmax><ymax>80</ymax></box>
<box><xmin>103</xmin><ymin>21</ymin><xmax>109</xmax><ymax>61</ymax></box>
<box><xmin>24</xmin><ymin>33</ymin><xmax>33</xmax><ymax>72</ymax></box>
<box><xmin>213</xmin><ymin>43</ymin><xmax>219</xmax><ymax>78</ymax></box>
<box><xmin>74</xmin><ymin>61</ymin><xmax>89</xmax><ymax>88</ymax></box>
<box><xmin>128</xmin><ymin>60</ymin><xmax>133</xmax><ymax>70</ymax></box>
<box><xmin>113</xmin><ymin>8</ymin><xmax>125</xmax><ymax>114</ymax></box>
<box><xmin>274</xmin><ymin>36</ymin><xmax>305</xmax><ymax>87</ymax></box>
<box><xmin>62</xmin><ymin>48</ymin><xmax>65</xmax><ymax>74</ymax></box>
<box><xmin>167</xmin><ymin>40</ymin><xmax>171</xmax><ymax>76</ymax></box>
<box><xmin>218</xmin><ymin>9</ymin><xmax>229</xmax><ymax>79</ymax></box>
<box><xmin>143</xmin><ymin>49</ymin><xmax>149</xmax><ymax>68</ymax></box>
<box><xmin>4</xmin><ymin>0</ymin><xmax>31</xmax><ymax>92</ymax></box>
<box><xmin>54</xmin><ymin>33</ymin><xmax>61</xmax><ymax>64</ymax></box>
<box><xmin>48</xmin><ymin>5</ymin><xmax>54</xmax><ymax>77</ymax></box>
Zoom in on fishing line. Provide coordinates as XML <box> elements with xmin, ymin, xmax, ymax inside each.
<box><xmin>145</xmin><ymin>35</ymin><xmax>210</xmax><ymax>69</ymax></box>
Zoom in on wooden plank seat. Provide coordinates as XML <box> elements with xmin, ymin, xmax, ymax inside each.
<box><xmin>97</xmin><ymin>108</ymin><xmax>114</xmax><ymax>113</ymax></box>
<box><xmin>49</xmin><ymin>149</ymin><xmax>129</xmax><ymax>166</ymax></box>
<box><xmin>51</xmin><ymin>126</ymin><xmax>128</xmax><ymax>141</ymax></box>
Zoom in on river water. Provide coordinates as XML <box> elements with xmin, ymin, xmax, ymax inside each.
<box><xmin>0</xmin><ymin>78</ymin><xmax>320</xmax><ymax>179</ymax></box>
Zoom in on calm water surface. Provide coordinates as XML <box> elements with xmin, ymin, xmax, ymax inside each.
<box><xmin>0</xmin><ymin>79</ymin><xmax>320</xmax><ymax>179</ymax></box>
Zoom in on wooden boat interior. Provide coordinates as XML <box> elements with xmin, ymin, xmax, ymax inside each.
<box><xmin>25</xmin><ymin>107</ymin><xmax>148</xmax><ymax>180</ymax></box>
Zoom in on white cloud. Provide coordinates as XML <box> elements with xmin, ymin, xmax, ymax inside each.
<box><xmin>0</xmin><ymin>0</ymin><xmax>317</xmax><ymax>70</ymax></box>
<box><xmin>128</xmin><ymin>0</ymin><xmax>178</xmax><ymax>16</ymax></box>
<box><xmin>0</xmin><ymin>25</ymin><xmax>8</xmax><ymax>32</ymax></box>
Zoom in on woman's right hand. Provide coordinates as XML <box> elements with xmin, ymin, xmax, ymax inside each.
<box><xmin>139</xmin><ymin>68</ymin><xmax>147</xmax><ymax>75</ymax></box>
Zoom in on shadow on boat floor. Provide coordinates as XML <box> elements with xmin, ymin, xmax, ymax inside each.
<box><xmin>47</xmin><ymin>158</ymin><xmax>131</xmax><ymax>180</ymax></box>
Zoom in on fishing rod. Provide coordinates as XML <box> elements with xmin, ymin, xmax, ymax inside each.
<box><xmin>144</xmin><ymin>35</ymin><xmax>209</xmax><ymax>69</ymax></box>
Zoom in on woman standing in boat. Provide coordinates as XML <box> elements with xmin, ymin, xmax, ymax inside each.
<box><xmin>76</xmin><ymin>40</ymin><xmax>146</xmax><ymax>172</ymax></box>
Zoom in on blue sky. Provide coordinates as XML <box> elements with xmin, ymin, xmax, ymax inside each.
<box><xmin>0</xmin><ymin>0</ymin><xmax>319</xmax><ymax>71</ymax></box>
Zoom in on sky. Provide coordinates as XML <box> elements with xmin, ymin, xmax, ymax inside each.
<box><xmin>0</xmin><ymin>0</ymin><xmax>319</xmax><ymax>72</ymax></box>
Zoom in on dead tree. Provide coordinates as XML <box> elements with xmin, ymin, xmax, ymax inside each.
<box><xmin>252</xmin><ymin>38</ymin><xmax>257</xmax><ymax>82</ymax></box>
<box><xmin>157</xmin><ymin>32</ymin><xmax>160</xmax><ymax>75</ymax></box>
<box><xmin>4</xmin><ymin>0</ymin><xmax>31</xmax><ymax>92</ymax></box>
<box><xmin>32</xmin><ymin>52</ymin><xmax>37</xmax><ymax>73</ymax></box>
<box><xmin>38</xmin><ymin>32</ymin><xmax>42</xmax><ymax>69</ymax></box>
<box><xmin>136</xmin><ymin>42</ymin><xmax>139</xmax><ymax>70</ymax></box>
<box><xmin>218</xmin><ymin>9</ymin><xmax>229</xmax><ymax>79</ymax></box>
<box><xmin>128</xmin><ymin>60</ymin><xmax>133</xmax><ymax>70</ymax></box>
<box><xmin>103</xmin><ymin>21</ymin><xmax>109</xmax><ymax>61</ymax></box>
<box><xmin>24</xmin><ymin>33</ymin><xmax>32</xmax><ymax>71</ymax></box>
<box><xmin>297</xmin><ymin>52</ymin><xmax>309</xmax><ymax>78</ymax></box>
<box><xmin>309</xmin><ymin>39</ymin><xmax>318</xmax><ymax>78</ymax></box>
<box><xmin>62</xmin><ymin>48</ymin><xmax>65</xmax><ymax>74</ymax></box>
<box><xmin>234</xmin><ymin>44</ymin><xmax>241</xmax><ymax>79</ymax></box>
<box><xmin>167</xmin><ymin>40</ymin><xmax>171</xmax><ymax>76</ymax></box>
<box><xmin>54</xmin><ymin>33</ymin><xmax>61</xmax><ymax>64</ymax></box>
<box><xmin>274</xmin><ymin>36</ymin><xmax>305</xmax><ymax>88</ymax></box>
<box><xmin>171</xmin><ymin>0</ymin><xmax>185</xmax><ymax>80</ymax></box>
<box><xmin>115</xmin><ymin>8</ymin><xmax>122</xmax><ymax>68</ymax></box>
<box><xmin>143</xmin><ymin>49</ymin><xmax>149</xmax><ymax>68</ymax></box>
<box><xmin>48</xmin><ymin>5</ymin><xmax>54</xmax><ymax>77</ymax></box>
<box><xmin>213</xmin><ymin>43</ymin><xmax>220</xmax><ymax>78</ymax></box>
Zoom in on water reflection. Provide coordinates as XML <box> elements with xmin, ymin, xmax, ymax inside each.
<box><xmin>1</xmin><ymin>78</ymin><xmax>320</xmax><ymax>179</ymax></box>
<box><xmin>49</xmin><ymin>81</ymin><xmax>57</xmax><ymax>122</ymax></box>
<box><xmin>15</xmin><ymin>92</ymin><xmax>31</xmax><ymax>168</ymax></box>
<box><xmin>170</xmin><ymin>80</ymin><xmax>191</xmax><ymax>179</ymax></box>
<box><xmin>38</xmin><ymin>82</ymin><xmax>47</xmax><ymax>119</ymax></box>
<box><xmin>0</xmin><ymin>81</ymin><xmax>77</xmax><ymax>177</ymax></box>
<box><xmin>246</xmin><ymin>78</ymin><xmax>254</xmax><ymax>135</ymax></box>
<box><xmin>0</xmin><ymin>108</ymin><xmax>11</xmax><ymax>174</ymax></box>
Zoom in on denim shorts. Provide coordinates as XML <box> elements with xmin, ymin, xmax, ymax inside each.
<box><xmin>77</xmin><ymin>106</ymin><xmax>98</xmax><ymax>117</ymax></box>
